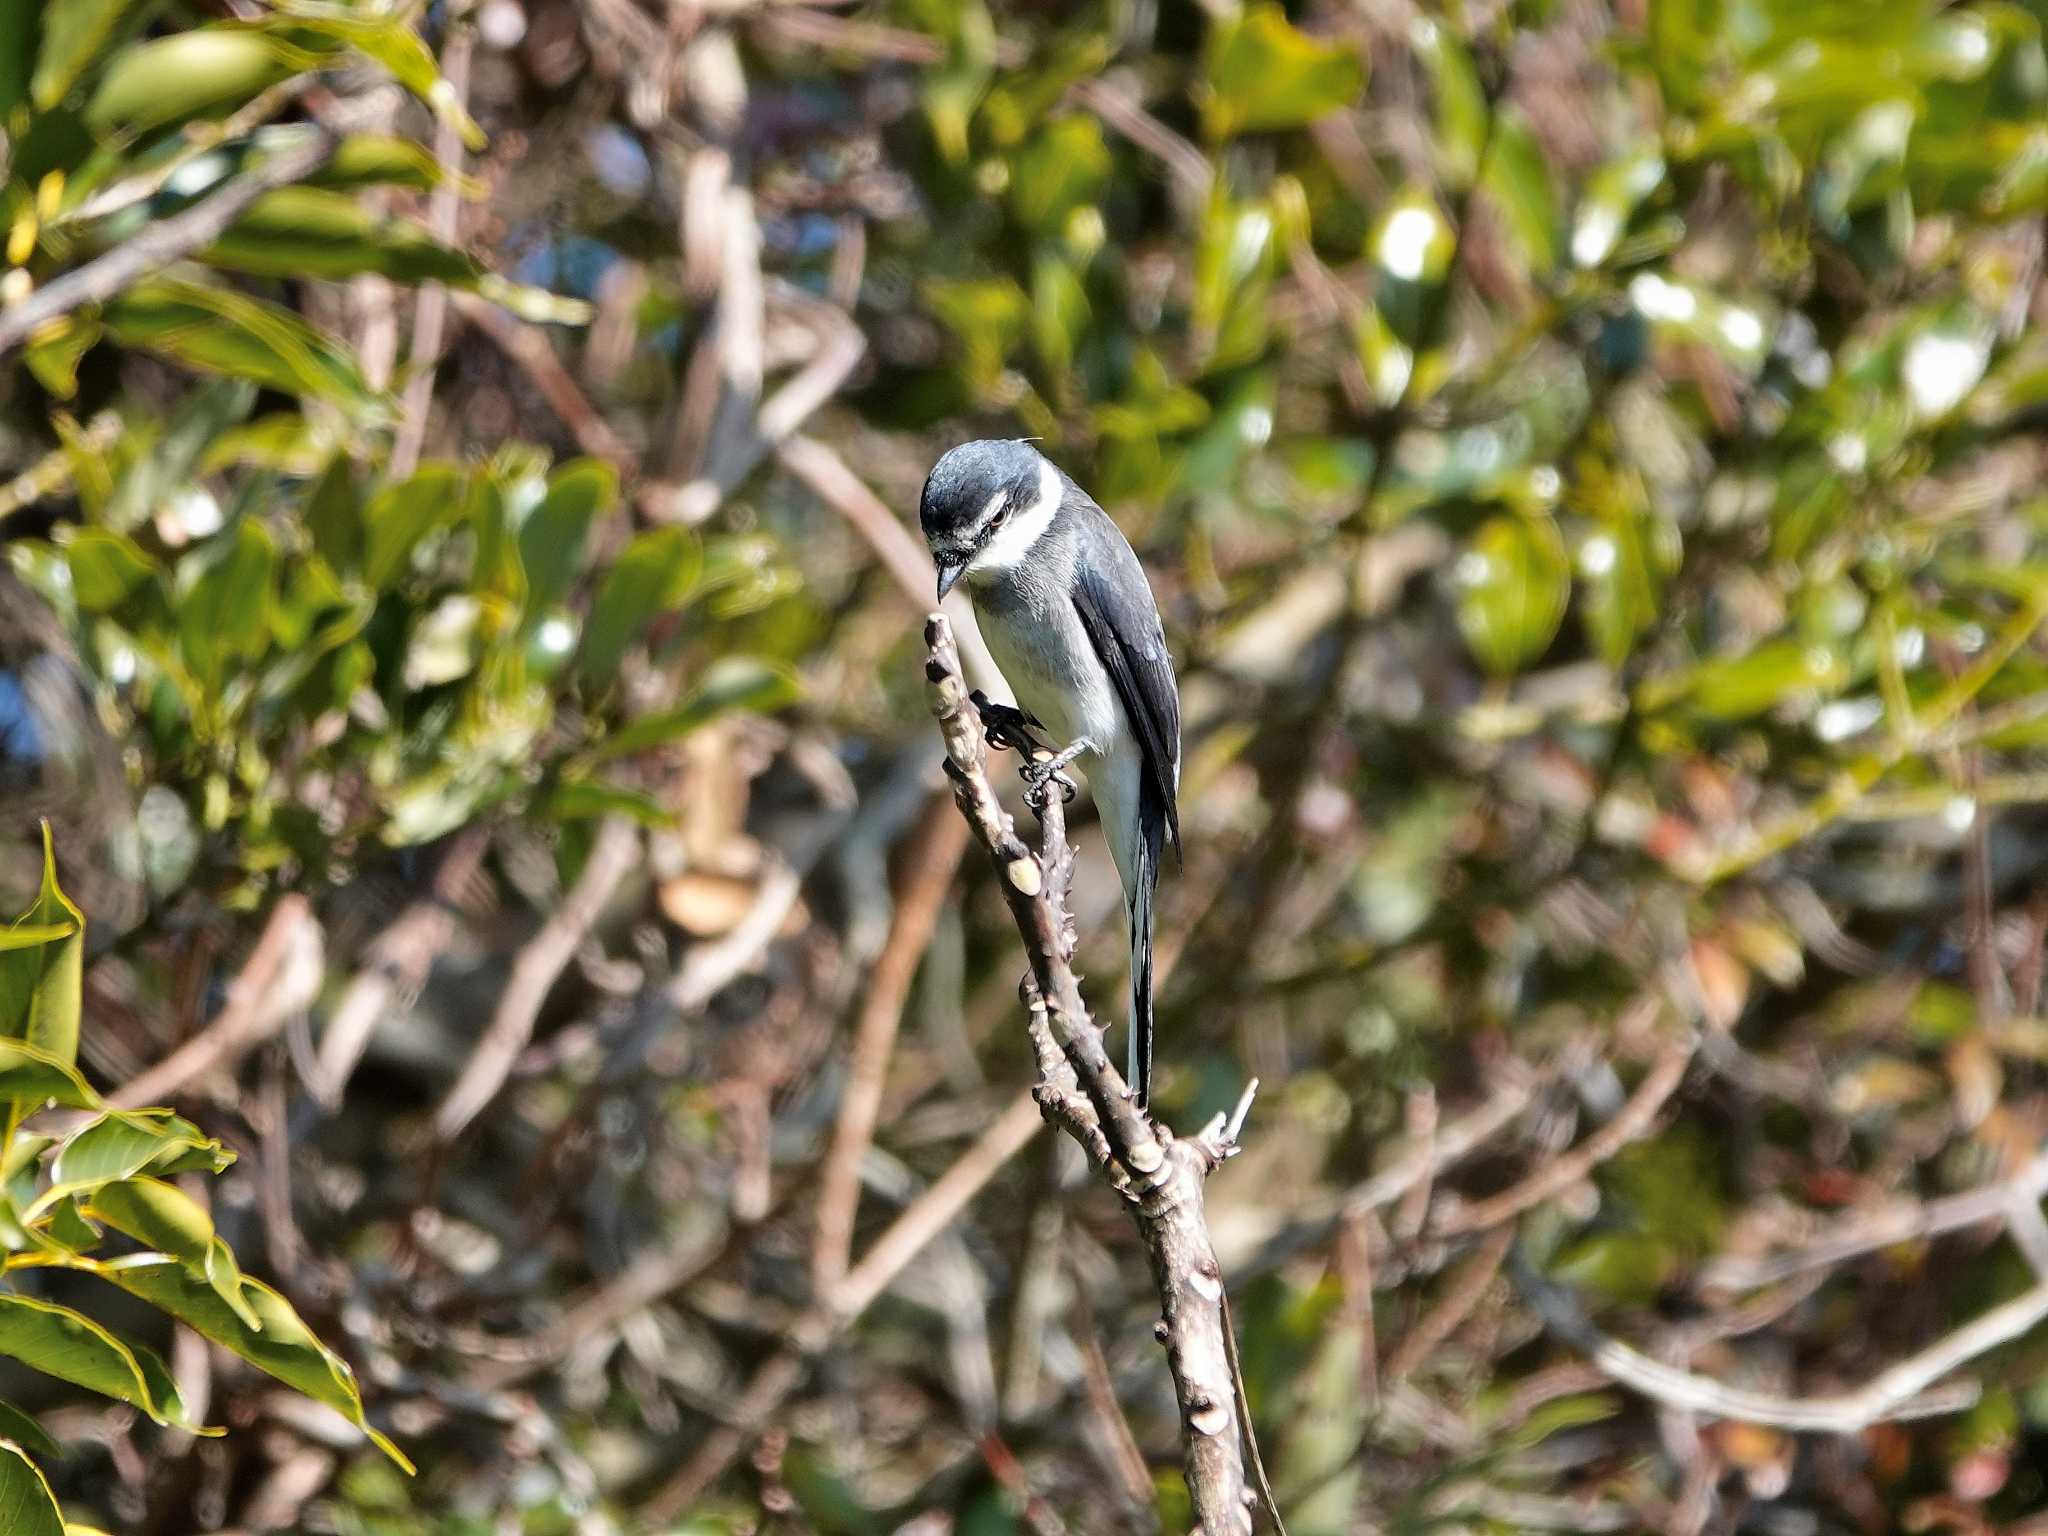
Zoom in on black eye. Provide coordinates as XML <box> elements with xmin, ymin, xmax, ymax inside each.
<box><xmin>989</xmin><ymin>507</ymin><xmax>1009</xmax><ymax>528</ymax></box>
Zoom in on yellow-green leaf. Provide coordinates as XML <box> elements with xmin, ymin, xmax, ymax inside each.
<box><xmin>0</xmin><ymin>1295</ymin><xmax>203</xmax><ymax>1431</ymax></box>
<box><xmin>0</xmin><ymin>1439</ymin><xmax>63</xmax><ymax>1536</ymax></box>
<box><xmin>103</xmin><ymin>1260</ymin><xmax>412</xmax><ymax>1471</ymax></box>
<box><xmin>1202</xmin><ymin>6</ymin><xmax>1364</xmax><ymax>140</ymax></box>
<box><xmin>0</xmin><ymin>826</ymin><xmax>84</xmax><ymax>1069</ymax></box>
<box><xmin>32</xmin><ymin>0</ymin><xmax>145</xmax><ymax>110</ymax></box>
<box><xmin>1455</xmin><ymin>514</ymin><xmax>1571</xmax><ymax>676</ymax></box>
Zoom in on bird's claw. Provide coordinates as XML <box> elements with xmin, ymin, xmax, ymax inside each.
<box><xmin>1020</xmin><ymin>737</ymin><xmax>1092</xmax><ymax>807</ymax></box>
<box><xmin>972</xmin><ymin>689</ymin><xmax>1055</xmax><ymax>760</ymax></box>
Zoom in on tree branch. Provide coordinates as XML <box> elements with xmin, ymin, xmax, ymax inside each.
<box><xmin>923</xmin><ymin>611</ymin><xmax>1259</xmax><ymax>1536</ymax></box>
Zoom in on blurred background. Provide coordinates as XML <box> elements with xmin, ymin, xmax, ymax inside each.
<box><xmin>3</xmin><ymin>0</ymin><xmax>2048</xmax><ymax>1531</ymax></box>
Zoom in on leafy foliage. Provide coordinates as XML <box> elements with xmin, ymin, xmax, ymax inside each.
<box><xmin>0</xmin><ymin>828</ymin><xmax>404</xmax><ymax>1529</ymax></box>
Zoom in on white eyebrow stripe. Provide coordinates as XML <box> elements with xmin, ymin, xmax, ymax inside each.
<box><xmin>971</xmin><ymin>458</ymin><xmax>1061</xmax><ymax>577</ymax></box>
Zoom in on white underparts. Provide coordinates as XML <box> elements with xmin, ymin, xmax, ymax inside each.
<box><xmin>968</xmin><ymin>457</ymin><xmax>1061</xmax><ymax>579</ymax></box>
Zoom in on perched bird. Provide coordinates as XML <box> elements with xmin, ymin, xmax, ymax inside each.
<box><xmin>919</xmin><ymin>440</ymin><xmax>1181</xmax><ymax>1104</ymax></box>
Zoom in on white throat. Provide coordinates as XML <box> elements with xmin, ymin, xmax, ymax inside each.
<box><xmin>967</xmin><ymin>457</ymin><xmax>1062</xmax><ymax>582</ymax></box>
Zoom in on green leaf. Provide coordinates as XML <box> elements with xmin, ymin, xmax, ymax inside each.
<box><xmin>1008</xmin><ymin>116</ymin><xmax>1111</xmax><ymax>235</ymax></box>
<box><xmin>255</xmin><ymin>4</ymin><xmax>485</xmax><ymax>151</ymax></box>
<box><xmin>32</xmin><ymin>0</ymin><xmax>144</xmax><ymax>111</ymax></box>
<box><xmin>0</xmin><ymin>928</ymin><xmax>73</xmax><ymax>954</ymax></box>
<box><xmin>1669</xmin><ymin>640</ymin><xmax>1851</xmax><ymax>721</ymax></box>
<box><xmin>62</xmin><ymin>529</ymin><xmax>153</xmax><ymax>613</ymax></box>
<box><xmin>0</xmin><ymin>1041</ymin><xmax>99</xmax><ymax>1114</ymax></box>
<box><xmin>307</xmin><ymin>133</ymin><xmax>449</xmax><ymax>193</ymax></box>
<box><xmin>83</xmin><ymin>1179</ymin><xmax>262</xmax><ymax>1331</ymax></box>
<box><xmin>1415</xmin><ymin>17</ymin><xmax>1487</xmax><ymax>189</ymax></box>
<box><xmin>0</xmin><ymin>1398</ymin><xmax>62</xmax><ymax>1461</ymax></box>
<box><xmin>204</xmin><ymin>187</ymin><xmax>483</xmax><ymax>285</ymax></box>
<box><xmin>536</xmin><ymin>781</ymin><xmax>673</xmax><ymax>827</ymax></box>
<box><xmin>103</xmin><ymin>1260</ymin><xmax>412</xmax><ymax>1471</ymax></box>
<box><xmin>305</xmin><ymin>455</ymin><xmax>363</xmax><ymax>571</ymax></box>
<box><xmin>85</xmin><ymin>29</ymin><xmax>294</xmax><ymax>137</ymax></box>
<box><xmin>1483</xmin><ymin>109</ymin><xmax>1560</xmax><ymax>276</ymax></box>
<box><xmin>0</xmin><ymin>1439</ymin><xmax>64</xmax><ymax>1536</ymax></box>
<box><xmin>577</xmin><ymin>526</ymin><xmax>701</xmax><ymax>683</ymax></box>
<box><xmin>0</xmin><ymin>826</ymin><xmax>84</xmax><ymax>1070</ymax></box>
<box><xmin>1454</xmin><ymin>514</ymin><xmax>1571</xmax><ymax>676</ymax></box>
<box><xmin>104</xmin><ymin>279</ymin><xmax>382</xmax><ymax>418</ymax></box>
<box><xmin>519</xmin><ymin>460</ymin><xmax>616</xmax><ymax>621</ymax></box>
<box><xmin>364</xmin><ymin>465</ymin><xmax>465</xmax><ymax>589</ymax></box>
<box><xmin>583</xmin><ymin>659</ymin><xmax>800</xmax><ymax>764</ymax></box>
<box><xmin>925</xmin><ymin>276</ymin><xmax>1029</xmax><ymax>395</ymax></box>
<box><xmin>39</xmin><ymin>1111</ymin><xmax>232</xmax><ymax>1220</ymax></box>
<box><xmin>81</xmin><ymin>1178</ymin><xmax>211</xmax><ymax>1269</ymax></box>
<box><xmin>180</xmin><ymin>518</ymin><xmax>277</xmax><ymax>681</ymax></box>
<box><xmin>0</xmin><ymin>1295</ymin><xmax>201</xmax><ymax>1430</ymax></box>
<box><xmin>1202</xmin><ymin>5</ymin><xmax>1364</xmax><ymax>140</ymax></box>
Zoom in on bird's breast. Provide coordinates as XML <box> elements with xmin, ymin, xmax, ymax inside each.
<box><xmin>972</xmin><ymin>586</ymin><xmax>1123</xmax><ymax>757</ymax></box>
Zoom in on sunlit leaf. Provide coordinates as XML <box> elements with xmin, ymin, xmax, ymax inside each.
<box><xmin>85</xmin><ymin>29</ymin><xmax>294</xmax><ymax>137</ymax></box>
<box><xmin>577</xmin><ymin>526</ymin><xmax>702</xmax><ymax>683</ymax></box>
<box><xmin>0</xmin><ymin>826</ymin><xmax>83</xmax><ymax>1070</ymax></box>
<box><xmin>103</xmin><ymin>1260</ymin><xmax>411</xmax><ymax>1470</ymax></box>
<box><xmin>0</xmin><ymin>1440</ymin><xmax>63</xmax><ymax>1536</ymax></box>
<box><xmin>1202</xmin><ymin>5</ymin><xmax>1364</xmax><ymax>140</ymax></box>
<box><xmin>1454</xmin><ymin>514</ymin><xmax>1571</xmax><ymax>675</ymax></box>
<box><xmin>0</xmin><ymin>1295</ymin><xmax>203</xmax><ymax>1431</ymax></box>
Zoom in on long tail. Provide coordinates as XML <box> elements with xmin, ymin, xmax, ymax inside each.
<box><xmin>1126</xmin><ymin>774</ymin><xmax>1166</xmax><ymax>1107</ymax></box>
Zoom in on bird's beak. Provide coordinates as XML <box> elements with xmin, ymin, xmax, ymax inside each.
<box><xmin>935</xmin><ymin>559</ymin><xmax>966</xmax><ymax>601</ymax></box>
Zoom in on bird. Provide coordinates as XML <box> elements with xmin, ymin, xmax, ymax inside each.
<box><xmin>919</xmin><ymin>439</ymin><xmax>1181</xmax><ymax>1105</ymax></box>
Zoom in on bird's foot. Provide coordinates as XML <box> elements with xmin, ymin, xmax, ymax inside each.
<box><xmin>972</xmin><ymin>690</ymin><xmax>1056</xmax><ymax>762</ymax></box>
<box><xmin>1021</xmin><ymin>736</ymin><xmax>1093</xmax><ymax>807</ymax></box>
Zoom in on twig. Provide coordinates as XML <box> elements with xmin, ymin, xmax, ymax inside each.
<box><xmin>812</xmin><ymin>805</ymin><xmax>971</xmax><ymax>1293</ymax></box>
<box><xmin>310</xmin><ymin>826</ymin><xmax>490</xmax><ymax>1109</ymax></box>
<box><xmin>1516</xmin><ymin>1256</ymin><xmax>2048</xmax><ymax>1433</ymax></box>
<box><xmin>1070</xmin><ymin>76</ymin><xmax>1213</xmax><ymax>204</ymax></box>
<box><xmin>665</xmin><ymin>855</ymin><xmax>805</xmax><ymax>1011</ymax></box>
<box><xmin>1072</xmin><ymin>1280</ymin><xmax>1157</xmax><ymax>1518</ymax></box>
<box><xmin>391</xmin><ymin>18</ymin><xmax>474</xmax><ymax>476</ymax></box>
<box><xmin>1696</xmin><ymin>1150</ymin><xmax>2048</xmax><ymax>1292</ymax></box>
<box><xmin>774</xmin><ymin>431</ymin><xmax>1007</xmax><ymax>692</ymax></box>
<box><xmin>434</xmin><ymin>815</ymin><xmax>639</xmax><ymax>1142</ymax></box>
<box><xmin>923</xmin><ymin>612</ymin><xmax>1260</xmax><ymax>1536</ymax></box>
<box><xmin>0</xmin><ymin>412</ymin><xmax>120</xmax><ymax>525</ymax></box>
<box><xmin>642</xmin><ymin>1089</ymin><xmax>1045</xmax><ymax>1518</ymax></box>
<box><xmin>0</xmin><ymin>129</ymin><xmax>335</xmax><ymax>357</ymax></box>
<box><xmin>1386</xmin><ymin>1225</ymin><xmax>1514</xmax><ymax>1384</ymax></box>
<box><xmin>451</xmin><ymin>293</ymin><xmax>642</xmax><ymax>478</ymax></box>
<box><xmin>1432</xmin><ymin>1021</ymin><xmax>1692</xmax><ymax>1236</ymax></box>
<box><xmin>647</xmin><ymin>287</ymin><xmax>864</xmax><ymax>525</ymax></box>
<box><xmin>110</xmin><ymin>896</ymin><xmax>320</xmax><ymax>1109</ymax></box>
<box><xmin>1241</xmin><ymin>1064</ymin><xmax>1542</xmax><ymax>1277</ymax></box>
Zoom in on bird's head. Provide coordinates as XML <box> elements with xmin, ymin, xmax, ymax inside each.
<box><xmin>919</xmin><ymin>439</ymin><xmax>1058</xmax><ymax>600</ymax></box>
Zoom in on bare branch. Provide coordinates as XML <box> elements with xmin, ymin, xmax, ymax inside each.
<box><xmin>813</xmin><ymin>806</ymin><xmax>972</xmax><ymax>1293</ymax></box>
<box><xmin>923</xmin><ymin>611</ymin><xmax>1258</xmax><ymax>1536</ymax></box>
<box><xmin>111</xmin><ymin>895</ymin><xmax>321</xmax><ymax>1109</ymax></box>
<box><xmin>1517</xmin><ymin>1257</ymin><xmax>2048</xmax><ymax>1433</ymax></box>
<box><xmin>434</xmin><ymin>815</ymin><xmax>640</xmax><ymax>1142</ymax></box>
<box><xmin>1697</xmin><ymin>1151</ymin><xmax>2048</xmax><ymax>1292</ymax></box>
<box><xmin>1432</xmin><ymin>1018</ymin><xmax>1692</xmax><ymax>1236</ymax></box>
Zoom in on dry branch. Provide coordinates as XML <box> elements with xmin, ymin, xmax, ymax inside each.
<box><xmin>434</xmin><ymin>814</ymin><xmax>640</xmax><ymax>1142</ymax></box>
<box><xmin>812</xmin><ymin>804</ymin><xmax>972</xmax><ymax>1293</ymax></box>
<box><xmin>1516</xmin><ymin>1256</ymin><xmax>2048</xmax><ymax>1433</ymax></box>
<box><xmin>923</xmin><ymin>611</ymin><xmax>1261</xmax><ymax>1536</ymax></box>
<box><xmin>111</xmin><ymin>895</ymin><xmax>320</xmax><ymax>1109</ymax></box>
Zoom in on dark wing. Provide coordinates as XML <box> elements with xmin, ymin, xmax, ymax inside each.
<box><xmin>1068</xmin><ymin>498</ymin><xmax>1181</xmax><ymax>859</ymax></box>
